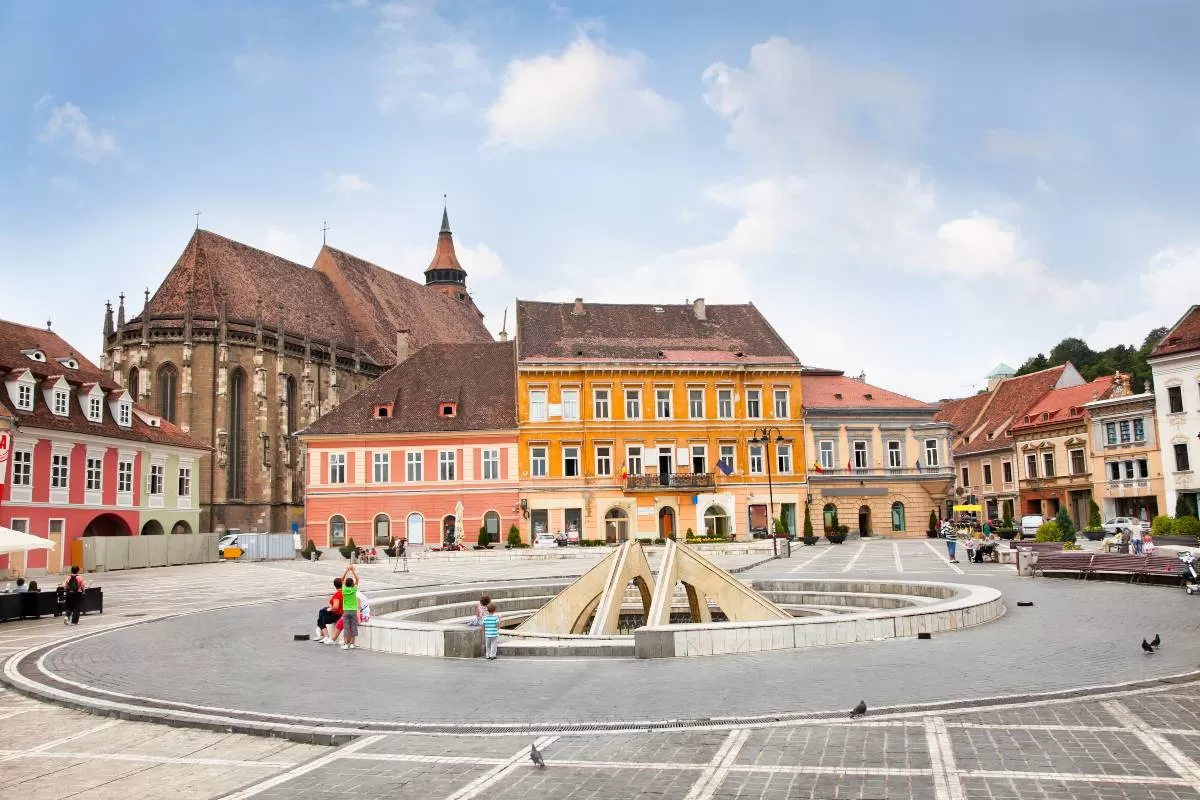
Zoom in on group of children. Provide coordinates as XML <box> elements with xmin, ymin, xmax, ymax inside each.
<box><xmin>314</xmin><ymin>566</ymin><xmax>370</xmax><ymax>650</ymax></box>
<box><xmin>466</xmin><ymin>595</ymin><xmax>502</xmax><ymax>659</ymax></box>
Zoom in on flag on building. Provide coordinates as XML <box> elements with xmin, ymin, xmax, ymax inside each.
<box><xmin>812</xmin><ymin>459</ymin><xmax>824</xmax><ymax>474</ymax></box>
<box><xmin>914</xmin><ymin>458</ymin><xmax>923</xmax><ymax>473</ymax></box>
<box><xmin>619</xmin><ymin>461</ymin><xmax>629</xmax><ymax>481</ymax></box>
<box><xmin>716</xmin><ymin>459</ymin><xmax>733</xmax><ymax>476</ymax></box>
<box><xmin>847</xmin><ymin>457</ymin><xmax>853</xmax><ymax>471</ymax></box>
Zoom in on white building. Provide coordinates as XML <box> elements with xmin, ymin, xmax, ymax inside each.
<box><xmin>1148</xmin><ymin>305</ymin><xmax>1200</xmax><ymax>518</ymax></box>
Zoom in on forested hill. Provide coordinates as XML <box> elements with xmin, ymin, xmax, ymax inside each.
<box><xmin>1013</xmin><ymin>327</ymin><xmax>1168</xmax><ymax>392</ymax></box>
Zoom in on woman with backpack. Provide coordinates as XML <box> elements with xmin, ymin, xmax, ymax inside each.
<box><xmin>62</xmin><ymin>566</ymin><xmax>85</xmax><ymax>625</ymax></box>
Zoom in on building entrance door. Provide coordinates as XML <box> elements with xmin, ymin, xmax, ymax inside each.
<box><xmin>658</xmin><ymin>507</ymin><xmax>675</xmax><ymax>539</ymax></box>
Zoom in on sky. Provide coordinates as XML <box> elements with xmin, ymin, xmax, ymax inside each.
<box><xmin>3</xmin><ymin>0</ymin><xmax>1200</xmax><ymax>402</ymax></box>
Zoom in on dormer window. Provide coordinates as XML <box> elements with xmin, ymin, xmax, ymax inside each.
<box><xmin>833</xmin><ymin>392</ymin><xmax>843</xmax><ymax>400</ymax></box>
<box><xmin>16</xmin><ymin>381</ymin><xmax>33</xmax><ymax>411</ymax></box>
<box><xmin>118</xmin><ymin>400</ymin><xmax>132</xmax><ymax>427</ymax></box>
<box><xmin>374</xmin><ymin>403</ymin><xmax>393</xmax><ymax>419</ymax></box>
<box><xmin>439</xmin><ymin>402</ymin><xmax>457</xmax><ymax>418</ymax></box>
<box><xmin>21</xmin><ymin>348</ymin><xmax>46</xmax><ymax>363</ymax></box>
<box><xmin>52</xmin><ymin>388</ymin><xmax>69</xmax><ymax>416</ymax></box>
<box><xmin>88</xmin><ymin>396</ymin><xmax>103</xmax><ymax>422</ymax></box>
<box><xmin>864</xmin><ymin>393</ymin><xmax>873</xmax><ymax>400</ymax></box>
<box><xmin>57</xmin><ymin>357</ymin><xmax>79</xmax><ymax>370</ymax></box>
<box><xmin>1042</xmin><ymin>412</ymin><xmax>1050</xmax><ymax>421</ymax></box>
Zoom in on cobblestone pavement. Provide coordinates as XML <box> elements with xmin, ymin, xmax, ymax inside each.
<box><xmin>6</xmin><ymin>541</ymin><xmax>1200</xmax><ymax>799</ymax></box>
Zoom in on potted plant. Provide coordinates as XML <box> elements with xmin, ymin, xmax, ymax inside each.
<box><xmin>801</xmin><ymin>502</ymin><xmax>820</xmax><ymax>545</ymax></box>
<box><xmin>773</xmin><ymin>517</ymin><xmax>788</xmax><ymax>539</ymax></box>
<box><xmin>507</xmin><ymin>524</ymin><xmax>522</xmax><ymax>549</ymax></box>
<box><xmin>475</xmin><ymin>525</ymin><xmax>491</xmax><ymax>550</ymax></box>
<box><xmin>927</xmin><ymin>510</ymin><xmax>939</xmax><ymax>539</ymax></box>
<box><xmin>338</xmin><ymin>537</ymin><xmax>357</xmax><ymax>560</ymax></box>
<box><xmin>1054</xmin><ymin>506</ymin><xmax>1076</xmax><ymax>544</ymax></box>
<box><xmin>826</xmin><ymin>511</ymin><xmax>848</xmax><ymax>543</ymax></box>
<box><xmin>301</xmin><ymin>539</ymin><xmax>322</xmax><ymax>561</ymax></box>
<box><xmin>996</xmin><ymin>527</ymin><xmax>1018</xmax><ymax>540</ymax></box>
<box><xmin>1082</xmin><ymin>499</ymin><xmax>1106</xmax><ymax>541</ymax></box>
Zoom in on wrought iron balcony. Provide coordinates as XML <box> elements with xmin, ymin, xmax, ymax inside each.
<box><xmin>625</xmin><ymin>472</ymin><xmax>716</xmax><ymax>492</ymax></box>
<box><xmin>808</xmin><ymin>467</ymin><xmax>954</xmax><ymax>480</ymax></box>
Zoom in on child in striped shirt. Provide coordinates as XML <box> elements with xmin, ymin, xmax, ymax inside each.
<box><xmin>482</xmin><ymin>602</ymin><xmax>500</xmax><ymax>660</ymax></box>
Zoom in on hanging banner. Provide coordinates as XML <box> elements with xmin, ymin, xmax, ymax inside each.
<box><xmin>0</xmin><ymin>431</ymin><xmax>10</xmax><ymax>485</ymax></box>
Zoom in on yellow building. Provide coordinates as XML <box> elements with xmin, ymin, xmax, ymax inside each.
<box><xmin>514</xmin><ymin>298</ymin><xmax>805</xmax><ymax>542</ymax></box>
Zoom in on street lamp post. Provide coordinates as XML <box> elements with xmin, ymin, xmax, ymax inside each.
<box><xmin>750</xmin><ymin>426</ymin><xmax>787</xmax><ymax>557</ymax></box>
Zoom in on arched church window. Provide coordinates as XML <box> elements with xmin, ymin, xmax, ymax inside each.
<box><xmin>158</xmin><ymin>364</ymin><xmax>178</xmax><ymax>422</ymax></box>
<box><xmin>227</xmin><ymin>368</ymin><xmax>246</xmax><ymax>499</ymax></box>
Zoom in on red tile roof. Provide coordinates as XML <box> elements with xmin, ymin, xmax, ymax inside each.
<box><xmin>801</xmin><ymin>370</ymin><xmax>936</xmax><ymax>410</ymax></box>
<box><xmin>935</xmin><ymin>365</ymin><xmax>1075</xmax><ymax>455</ymax></box>
<box><xmin>301</xmin><ymin>342</ymin><xmax>517</xmax><ymax>436</ymax></box>
<box><xmin>134</xmin><ymin>230</ymin><xmax>491</xmax><ymax>365</ymax></box>
<box><xmin>0</xmin><ymin>319</ymin><xmax>207</xmax><ymax>450</ymax></box>
<box><xmin>1009</xmin><ymin>376</ymin><xmax>1116</xmax><ymax>432</ymax></box>
<box><xmin>516</xmin><ymin>301</ymin><xmax>797</xmax><ymax>363</ymax></box>
<box><xmin>1151</xmin><ymin>305</ymin><xmax>1200</xmax><ymax>358</ymax></box>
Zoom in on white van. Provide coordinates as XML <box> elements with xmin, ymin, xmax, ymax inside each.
<box><xmin>1020</xmin><ymin>515</ymin><xmax>1044</xmax><ymax>539</ymax></box>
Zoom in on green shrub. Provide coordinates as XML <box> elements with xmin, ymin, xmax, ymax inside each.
<box><xmin>478</xmin><ymin>526</ymin><xmax>490</xmax><ymax>548</ymax></box>
<box><xmin>1054</xmin><ymin>507</ymin><xmax>1076</xmax><ymax>543</ymax></box>
<box><xmin>1034</xmin><ymin>521</ymin><xmax>1061</xmax><ymax>542</ymax></box>
<box><xmin>803</xmin><ymin>502</ymin><xmax>815</xmax><ymax>538</ymax></box>
<box><xmin>773</xmin><ymin>517</ymin><xmax>787</xmax><ymax>536</ymax></box>
<box><xmin>507</xmin><ymin>525</ymin><xmax>522</xmax><ymax>548</ymax></box>
<box><xmin>1087</xmin><ymin>499</ymin><xmax>1102</xmax><ymax>530</ymax></box>
<box><xmin>1002</xmin><ymin>504</ymin><xmax>1014</xmax><ymax>529</ymax></box>
<box><xmin>1152</xmin><ymin>515</ymin><xmax>1175</xmax><ymax>538</ymax></box>
<box><xmin>1174</xmin><ymin>516</ymin><xmax>1200</xmax><ymax>538</ymax></box>
<box><xmin>1062</xmin><ymin>541</ymin><xmax>1082</xmax><ymax>550</ymax></box>
<box><xmin>338</xmin><ymin>537</ymin><xmax>358</xmax><ymax>560</ymax></box>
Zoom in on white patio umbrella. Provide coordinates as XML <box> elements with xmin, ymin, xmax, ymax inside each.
<box><xmin>0</xmin><ymin>525</ymin><xmax>55</xmax><ymax>556</ymax></box>
<box><xmin>453</xmin><ymin>500</ymin><xmax>464</xmax><ymax>545</ymax></box>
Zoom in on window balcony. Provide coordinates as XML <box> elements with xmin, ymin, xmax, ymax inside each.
<box><xmin>625</xmin><ymin>472</ymin><xmax>715</xmax><ymax>492</ymax></box>
<box><xmin>809</xmin><ymin>467</ymin><xmax>954</xmax><ymax>481</ymax></box>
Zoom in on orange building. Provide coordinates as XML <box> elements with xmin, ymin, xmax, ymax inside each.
<box><xmin>300</xmin><ymin>342</ymin><xmax>519</xmax><ymax>549</ymax></box>
<box><xmin>514</xmin><ymin>298</ymin><xmax>805</xmax><ymax>542</ymax></box>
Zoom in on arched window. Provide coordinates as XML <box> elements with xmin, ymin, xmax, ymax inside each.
<box><xmin>822</xmin><ymin>503</ymin><xmax>838</xmax><ymax>532</ymax></box>
<box><xmin>891</xmin><ymin>502</ymin><xmax>906</xmax><ymax>532</ymax></box>
<box><xmin>128</xmin><ymin>367</ymin><xmax>140</xmax><ymax>401</ymax></box>
<box><xmin>406</xmin><ymin>512</ymin><xmax>424</xmax><ymax>545</ymax></box>
<box><xmin>604</xmin><ymin>507</ymin><xmax>628</xmax><ymax>544</ymax></box>
<box><xmin>703</xmin><ymin>504</ymin><xmax>730</xmax><ymax>537</ymax></box>
<box><xmin>483</xmin><ymin>510</ymin><xmax>501</xmax><ymax>539</ymax></box>
<box><xmin>157</xmin><ymin>364</ymin><xmax>178</xmax><ymax>422</ymax></box>
<box><xmin>329</xmin><ymin>515</ymin><xmax>346</xmax><ymax>546</ymax></box>
<box><xmin>227</xmin><ymin>368</ymin><xmax>246</xmax><ymax>499</ymax></box>
<box><xmin>373</xmin><ymin>514</ymin><xmax>391</xmax><ymax>546</ymax></box>
<box><xmin>284</xmin><ymin>375</ymin><xmax>298</xmax><ymax>435</ymax></box>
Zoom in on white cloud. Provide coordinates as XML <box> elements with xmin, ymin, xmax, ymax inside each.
<box><xmin>375</xmin><ymin>1</ymin><xmax>488</xmax><ymax>114</ymax></box>
<box><xmin>232</xmin><ymin>48</ymin><xmax>284</xmax><ymax>84</ymax></box>
<box><xmin>35</xmin><ymin>98</ymin><xmax>117</xmax><ymax>162</ymax></box>
<box><xmin>485</xmin><ymin>33</ymin><xmax>677</xmax><ymax>149</ymax></box>
<box><xmin>323</xmin><ymin>173</ymin><xmax>373</xmax><ymax>194</ymax></box>
<box><xmin>1090</xmin><ymin>246</ymin><xmax>1200</xmax><ymax>349</ymax></box>
<box><xmin>1036</xmin><ymin>175</ymin><xmax>1052</xmax><ymax>193</ymax></box>
<box><xmin>264</xmin><ymin>226</ymin><xmax>306</xmax><ymax>263</ymax></box>
<box><xmin>982</xmin><ymin>128</ymin><xmax>1085</xmax><ymax>163</ymax></box>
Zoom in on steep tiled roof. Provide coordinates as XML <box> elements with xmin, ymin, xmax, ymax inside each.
<box><xmin>301</xmin><ymin>342</ymin><xmax>517</xmax><ymax>436</ymax></box>
<box><xmin>1009</xmin><ymin>376</ymin><xmax>1116</xmax><ymax>432</ymax></box>
<box><xmin>516</xmin><ymin>301</ymin><xmax>797</xmax><ymax>363</ymax></box>
<box><xmin>425</xmin><ymin>209</ymin><xmax>463</xmax><ymax>272</ymax></box>
<box><xmin>0</xmin><ymin>319</ymin><xmax>207</xmax><ymax>450</ymax></box>
<box><xmin>937</xmin><ymin>365</ymin><xmax>1075</xmax><ymax>455</ymax></box>
<box><xmin>135</xmin><ymin>230</ymin><xmax>491</xmax><ymax>364</ymax></box>
<box><xmin>801</xmin><ymin>370</ymin><xmax>936</xmax><ymax>411</ymax></box>
<box><xmin>934</xmin><ymin>392</ymin><xmax>991</xmax><ymax>439</ymax></box>
<box><xmin>1151</xmin><ymin>305</ymin><xmax>1200</xmax><ymax>358</ymax></box>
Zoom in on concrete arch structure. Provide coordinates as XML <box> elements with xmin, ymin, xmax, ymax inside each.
<box><xmin>516</xmin><ymin>541</ymin><xmax>655</xmax><ymax>635</ymax></box>
<box><xmin>646</xmin><ymin>539</ymin><xmax>790</xmax><ymax>627</ymax></box>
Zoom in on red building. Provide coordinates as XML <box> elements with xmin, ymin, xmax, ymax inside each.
<box><xmin>300</xmin><ymin>341</ymin><xmax>519</xmax><ymax>549</ymax></box>
<box><xmin>0</xmin><ymin>320</ymin><xmax>207</xmax><ymax>575</ymax></box>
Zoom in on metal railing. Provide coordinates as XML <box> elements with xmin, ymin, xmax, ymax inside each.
<box><xmin>809</xmin><ymin>467</ymin><xmax>954</xmax><ymax>479</ymax></box>
<box><xmin>625</xmin><ymin>472</ymin><xmax>716</xmax><ymax>491</ymax></box>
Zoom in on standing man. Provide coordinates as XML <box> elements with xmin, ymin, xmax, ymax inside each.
<box><xmin>62</xmin><ymin>566</ymin><xmax>85</xmax><ymax>625</ymax></box>
<box><xmin>940</xmin><ymin>517</ymin><xmax>958</xmax><ymax>564</ymax></box>
<box><xmin>1131</xmin><ymin>523</ymin><xmax>1145</xmax><ymax>556</ymax></box>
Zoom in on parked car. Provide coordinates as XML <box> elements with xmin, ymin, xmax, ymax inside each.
<box><xmin>1102</xmin><ymin>517</ymin><xmax>1150</xmax><ymax>534</ymax></box>
<box><xmin>1019</xmin><ymin>515</ymin><xmax>1044</xmax><ymax>539</ymax></box>
<box><xmin>533</xmin><ymin>532</ymin><xmax>558</xmax><ymax>549</ymax></box>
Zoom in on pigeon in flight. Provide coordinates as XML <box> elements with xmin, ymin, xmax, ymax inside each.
<box><xmin>850</xmin><ymin>700</ymin><xmax>867</xmax><ymax>718</ymax></box>
<box><xmin>1151</xmin><ymin>633</ymin><xmax>1161</xmax><ymax>648</ymax></box>
<box><xmin>530</xmin><ymin>743</ymin><xmax>545</xmax><ymax>768</ymax></box>
<box><xmin>1142</xmin><ymin>639</ymin><xmax>1156</xmax><ymax>654</ymax></box>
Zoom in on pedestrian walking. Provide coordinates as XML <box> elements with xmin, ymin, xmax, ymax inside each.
<box><xmin>62</xmin><ymin>566</ymin><xmax>85</xmax><ymax>625</ymax></box>
<box><xmin>940</xmin><ymin>519</ymin><xmax>958</xmax><ymax>563</ymax></box>
<box><xmin>482</xmin><ymin>602</ymin><xmax>500</xmax><ymax>660</ymax></box>
<box><xmin>1132</xmin><ymin>524</ymin><xmax>1145</xmax><ymax>555</ymax></box>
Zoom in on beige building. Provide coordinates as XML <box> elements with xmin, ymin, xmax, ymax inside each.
<box><xmin>801</xmin><ymin>369</ymin><xmax>953</xmax><ymax>537</ymax></box>
<box><xmin>936</xmin><ymin>364</ymin><xmax>1085</xmax><ymax>524</ymax></box>
<box><xmin>1084</xmin><ymin>376</ymin><xmax>1165</xmax><ymax>523</ymax></box>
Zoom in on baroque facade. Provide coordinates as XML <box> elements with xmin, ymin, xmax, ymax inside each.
<box><xmin>514</xmin><ymin>298</ymin><xmax>806</xmax><ymax>542</ymax></box>
<box><xmin>101</xmin><ymin>211</ymin><xmax>492</xmax><ymax>533</ymax></box>
<box><xmin>801</xmin><ymin>369</ymin><xmax>954</xmax><ymax>538</ymax></box>
<box><xmin>1149</xmin><ymin>304</ymin><xmax>1200</xmax><ymax>517</ymax></box>
<box><xmin>1084</xmin><ymin>376</ymin><xmax>1165</xmax><ymax>522</ymax></box>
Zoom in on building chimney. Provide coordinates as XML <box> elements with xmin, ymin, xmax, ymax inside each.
<box><xmin>572</xmin><ymin>298</ymin><xmax>584</xmax><ymax>315</ymax></box>
<box><xmin>395</xmin><ymin>329</ymin><xmax>411</xmax><ymax>364</ymax></box>
<box><xmin>693</xmin><ymin>297</ymin><xmax>706</xmax><ymax>321</ymax></box>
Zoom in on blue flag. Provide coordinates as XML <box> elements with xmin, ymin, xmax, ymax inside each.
<box><xmin>717</xmin><ymin>459</ymin><xmax>733</xmax><ymax>476</ymax></box>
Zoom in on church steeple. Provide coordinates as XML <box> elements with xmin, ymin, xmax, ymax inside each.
<box><xmin>425</xmin><ymin>201</ymin><xmax>468</xmax><ymax>301</ymax></box>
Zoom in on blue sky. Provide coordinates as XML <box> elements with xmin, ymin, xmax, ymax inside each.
<box><xmin>3</xmin><ymin>0</ymin><xmax>1200</xmax><ymax>401</ymax></box>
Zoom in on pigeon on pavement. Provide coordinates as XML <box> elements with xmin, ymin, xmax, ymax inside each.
<box><xmin>530</xmin><ymin>743</ymin><xmax>545</xmax><ymax>768</ymax></box>
<box><xmin>1142</xmin><ymin>639</ymin><xmax>1156</xmax><ymax>654</ymax></box>
<box><xmin>850</xmin><ymin>700</ymin><xmax>867</xmax><ymax>718</ymax></box>
<box><xmin>1151</xmin><ymin>633</ymin><xmax>1161</xmax><ymax>648</ymax></box>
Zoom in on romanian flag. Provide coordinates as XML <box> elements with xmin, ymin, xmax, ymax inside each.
<box><xmin>619</xmin><ymin>461</ymin><xmax>628</xmax><ymax>481</ymax></box>
<box><xmin>847</xmin><ymin>457</ymin><xmax>853</xmax><ymax>472</ymax></box>
<box><xmin>812</xmin><ymin>460</ymin><xmax>824</xmax><ymax>474</ymax></box>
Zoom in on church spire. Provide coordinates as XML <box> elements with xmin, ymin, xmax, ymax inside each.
<box><xmin>425</xmin><ymin>200</ymin><xmax>467</xmax><ymax>300</ymax></box>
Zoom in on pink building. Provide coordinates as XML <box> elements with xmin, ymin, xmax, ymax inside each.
<box><xmin>300</xmin><ymin>342</ymin><xmax>518</xmax><ymax>549</ymax></box>
<box><xmin>0</xmin><ymin>319</ymin><xmax>206</xmax><ymax>575</ymax></box>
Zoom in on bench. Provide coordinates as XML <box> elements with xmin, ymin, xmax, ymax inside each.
<box><xmin>1031</xmin><ymin>552</ymin><xmax>1094</xmax><ymax>579</ymax></box>
<box><xmin>1140</xmin><ymin>556</ymin><xmax>1182</xmax><ymax>583</ymax></box>
<box><xmin>1087</xmin><ymin>553</ymin><xmax>1141</xmax><ymax>582</ymax></box>
<box><xmin>1012</xmin><ymin>541</ymin><xmax>1065</xmax><ymax>553</ymax></box>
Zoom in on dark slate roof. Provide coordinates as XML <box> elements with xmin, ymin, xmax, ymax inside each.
<box><xmin>0</xmin><ymin>319</ymin><xmax>207</xmax><ymax>450</ymax></box>
<box><xmin>301</xmin><ymin>342</ymin><xmax>517</xmax><ymax>436</ymax></box>
<box><xmin>1152</xmin><ymin>305</ymin><xmax>1200</xmax><ymax>358</ymax></box>
<box><xmin>515</xmin><ymin>301</ymin><xmax>798</xmax><ymax>363</ymax></box>
<box><xmin>134</xmin><ymin>230</ymin><xmax>491</xmax><ymax>364</ymax></box>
